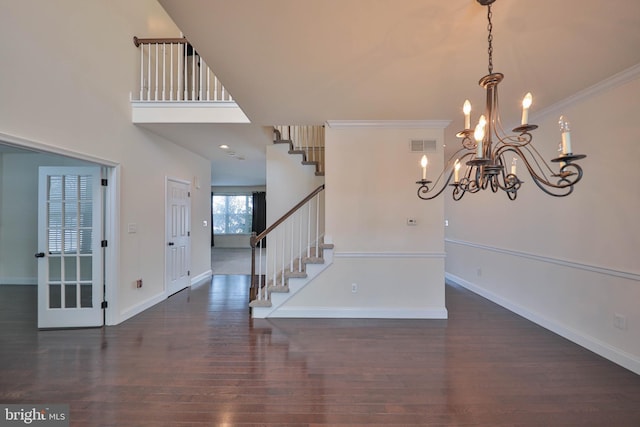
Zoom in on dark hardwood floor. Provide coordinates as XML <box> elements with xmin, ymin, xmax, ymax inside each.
<box><xmin>1</xmin><ymin>278</ymin><xmax>639</xmax><ymax>426</ymax></box>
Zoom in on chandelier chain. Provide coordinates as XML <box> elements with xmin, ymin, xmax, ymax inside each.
<box><xmin>487</xmin><ymin>4</ymin><xmax>493</xmax><ymax>74</ymax></box>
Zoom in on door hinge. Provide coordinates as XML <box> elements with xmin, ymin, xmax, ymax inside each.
<box><xmin>187</xmin><ymin>231</ymin><xmax>190</xmax><ymax>237</ymax></box>
<box><xmin>101</xmin><ymin>178</ymin><xmax>108</xmax><ymax>186</ymax></box>
<box><xmin>188</xmin><ymin>191</ymin><xmax>191</xmax><ymax>197</ymax></box>
<box><xmin>101</xmin><ymin>301</ymin><xmax>108</xmax><ymax>309</ymax></box>
<box><xmin>101</xmin><ymin>240</ymin><xmax>108</xmax><ymax>248</ymax></box>
<box><xmin>188</xmin><ymin>270</ymin><xmax>191</xmax><ymax>276</ymax></box>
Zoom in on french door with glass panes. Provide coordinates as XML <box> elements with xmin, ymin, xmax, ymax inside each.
<box><xmin>37</xmin><ymin>167</ymin><xmax>103</xmax><ymax>328</ymax></box>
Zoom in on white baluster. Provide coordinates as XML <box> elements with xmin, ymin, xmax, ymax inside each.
<box><xmin>139</xmin><ymin>44</ymin><xmax>144</xmax><ymax>100</ymax></box>
<box><xmin>162</xmin><ymin>43</ymin><xmax>167</xmax><ymax>100</ymax></box>
<box><xmin>183</xmin><ymin>44</ymin><xmax>188</xmax><ymax>100</ymax></box>
<box><xmin>198</xmin><ymin>56</ymin><xmax>203</xmax><ymax>101</ymax></box>
<box><xmin>307</xmin><ymin>202</ymin><xmax>311</xmax><ymax>258</ymax></box>
<box><xmin>298</xmin><ymin>211</ymin><xmax>302</xmax><ymax>272</ymax></box>
<box><xmin>258</xmin><ymin>243</ymin><xmax>263</xmax><ymax>300</ymax></box>
<box><xmin>154</xmin><ymin>43</ymin><xmax>159</xmax><ymax>101</ymax></box>
<box><xmin>147</xmin><ymin>44</ymin><xmax>151</xmax><ymax>101</ymax></box>
<box><xmin>177</xmin><ymin>43</ymin><xmax>182</xmax><ymax>101</ymax></box>
<box><xmin>281</xmin><ymin>228</ymin><xmax>286</xmax><ymax>287</ymax></box>
<box><xmin>191</xmin><ymin>52</ymin><xmax>196</xmax><ymax>101</ymax></box>
<box><xmin>272</xmin><ymin>233</ymin><xmax>277</xmax><ymax>290</ymax></box>
<box><xmin>290</xmin><ymin>219</ymin><xmax>294</xmax><ymax>272</ymax></box>
<box><xmin>169</xmin><ymin>43</ymin><xmax>174</xmax><ymax>101</ymax></box>
<box><xmin>206</xmin><ymin>64</ymin><xmax>211</xmax><ymax>101</ymax></box>
<box><xmin>315</xmin><ymin>194</ymin><xmax>320</xmax><ymax>255</ymax></box>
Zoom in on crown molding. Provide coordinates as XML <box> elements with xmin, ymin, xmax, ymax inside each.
<box><xmin>326</xmin><ymin>120</ymin><xmax>451</xmax><ymax>129</ymax></box>
<box><xmin>532</xmin><ymin>62</ymin><xmax>640</xmax><ymax>121</ymax></box>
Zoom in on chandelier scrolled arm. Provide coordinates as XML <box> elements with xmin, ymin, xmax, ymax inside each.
<box><xmin>415</xmin><ymin>0</ymin><xmax>586</xmax><ymax>202</ymax></box>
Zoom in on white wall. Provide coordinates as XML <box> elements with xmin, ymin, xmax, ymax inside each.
<box><xmin>0</xmin><ymin>153</ymin><xmax>93</xmax><ymax>285</ymax></box>
<box><xmin>278</xmin><ymin>121</ymin><xmax>448</xmax><ymax>318</ymax></box>
<box><xmin>266</xmin><ymin>143</ymin><xmax>324</xmax><ymax>227</ymax></box>
<box><xmin>0</xmin><ymin>0</ymin><xmax>212</xmax><ymax>324</ymax></box>
<box><xmin>445</xmin><ymin>69</ymin><xmax>640</xmax><ymax>373</ymax></box>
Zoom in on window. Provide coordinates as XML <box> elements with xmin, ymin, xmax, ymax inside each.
<box><xmin>212</xmin><ymin>194</ymin><xmax>253</xmax><ymax>234</ymax></box>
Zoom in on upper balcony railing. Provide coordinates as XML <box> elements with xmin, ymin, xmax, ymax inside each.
<box><xmin>132</xmin><ymin>36</ymin><xmax>232</xmax><ymax>103</ymax></box>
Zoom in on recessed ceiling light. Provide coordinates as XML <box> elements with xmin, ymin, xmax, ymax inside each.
<box><xmin>219</xmin><ymin>144</ymin><xmax>229</xmax><ymax>150</ymax></box>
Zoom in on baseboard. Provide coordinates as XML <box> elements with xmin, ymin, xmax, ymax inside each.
<box><xmin>445</xmin><ymin>272</ymin><xmax>640</xmax><ymax>375</ymax></box>
<box><xmin>118</xmin><ymin>293</ymin><xmax>166</xmax><ymax>324</ymax></box>
<box><xmin>191</xmin><ymin>270</ymin><xmax>212</xmax><ymax>287</ymax></box>
<box><xmin>269</xmin><ymin>306</ymin><xmax>448</xmax><ymax>319</ymax></box>
<box><xmin>0</xmin><ymin>277</ymin><xmax>37</xmax><ymax>285</ymax></box>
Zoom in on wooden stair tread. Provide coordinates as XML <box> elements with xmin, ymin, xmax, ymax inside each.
<box><xmin>249</xmin><ymin>299</ymin><xmax>272</xmax><ymax>308</ymax></box>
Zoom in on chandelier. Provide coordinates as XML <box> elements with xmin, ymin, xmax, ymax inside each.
<box><xmin>417</xmin><ymin>0</ymin><xmax>586</xmax><ymax>201</ymax></box>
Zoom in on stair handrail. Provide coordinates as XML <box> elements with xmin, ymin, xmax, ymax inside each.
<box><xmin>133</xmin><ymin>36</ymin><xmax>188</xmax><ymax>47</ymax></box>
<box><xmin>250</xmin><ymin>184</ymin><xmax>325</xmax><ymax>301</ymax></box>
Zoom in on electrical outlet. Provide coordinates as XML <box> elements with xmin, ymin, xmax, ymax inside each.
<box><xmin>136</xmin><ymin>279</ymin><xmax>143</xmax><ymax>288</ymax></box>
<box><xmin>614</xmin><ymin>313</ymin><xmax>627</xmax><ymax>330</ymax></box>
<box><xmin>351</xmin><ymin>283</ymin><xmax>358</xmax><ymax>293</ymax></box>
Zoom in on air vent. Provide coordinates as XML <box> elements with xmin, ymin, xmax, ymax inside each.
<box><xmin>410</xmin><ymin>139</ymin><xmax>437</xmax><ymax>152</ymax></box>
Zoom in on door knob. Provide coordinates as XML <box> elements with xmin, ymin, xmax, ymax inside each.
<box><xmin>34</xmin><ymin>252</ymin><xmax>45</xmax><ymax>258</ymax></box>
<box><xmin>167</xmin><ymin>242</ymin><xmax>175</xmax><ymax>246</ymax></box>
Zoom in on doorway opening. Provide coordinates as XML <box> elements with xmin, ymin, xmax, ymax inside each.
<box><xmin>0</xmin><ymin>134</ymin><xmax>118</xmax><ymax>329</ymax></box>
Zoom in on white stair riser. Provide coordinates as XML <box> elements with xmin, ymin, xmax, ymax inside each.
<box><xmin>251</xmin><ymin>248</ymin><xmax>333</xmax><ymax>318</ymax></box>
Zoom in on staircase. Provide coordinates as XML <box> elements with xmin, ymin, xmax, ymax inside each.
<box><xmin>249</xmin><ymin>126</ymin><xmax>329</xmax><ymax>318</ymax></box>
<box><xmin>273</xmin><ymin>125</ymin><xmax>325</xmax><ymax>176</ymax></box>
<box><xmin>250</xmin><ymin>240</ymin><xmax>334</xmax><ymax>318</ymax></box>
<box><xmin>249</xmin><ymin>184</ymin><xmax>333</xmax><ymax>318</ymax></box>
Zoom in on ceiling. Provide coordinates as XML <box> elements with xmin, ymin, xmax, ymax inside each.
<box><xmin>153</xmin><ymin>0</ymin><xmax>640</xmax><ymax>185</ymax></box>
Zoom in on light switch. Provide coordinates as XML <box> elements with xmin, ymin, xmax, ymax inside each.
<box><xmin>202</xmin><ymin>220</ymin><xmax>208</xmax><ymax>227</ymax></box>
<box><xmin>407</xmin><ymin>218</ymin><xmax>418</xmax><ymax>226</ymax></box>
<box><xmin>127</xmin><ymin>223</ymin><xmax>137</xmax><ymax>234</ymax></box>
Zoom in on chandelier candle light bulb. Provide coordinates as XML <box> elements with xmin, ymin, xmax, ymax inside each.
<box><xmin>511</xmin><ymin>158</ymin><xmax>517</xmax><ymax>175</ymax></box>
<box><xmin>454</xmin><ymin>159</ymin><xmax>461</xmax><ymax>182</ymax></box>
<box><xmin>421</xmin><ymin>155</ymin><xmax>428</xmax><ymax>180</ymax></box>
<box><xmin>463</xmin><ymin>100</ymin><xmax>472</xmax><ymax>129</ymax></box>
<box><xmin>474</xmin><ymin>115</ymin><xmax>486</xmax><ymax>158</ymax></box>
<box><xmin>521</xmin><ymin>92</ymin><xmax>533</xmax><ymax>125</ymax></box>
<box><xmin>559</xmin><ymin>116</ymin><xmax>572</xmax><ymax>154</ymax></box>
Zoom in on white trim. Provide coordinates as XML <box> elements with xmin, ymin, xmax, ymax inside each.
<box><xmin>119</xmin><ymin>292</ymin><xmax>166</xmax><ymax>324</ymax></box>
<box><xmin>190</xmin><ymin>270</ymin><xmax>212</xmax><ymax>287</ymax></box>
<box><xmin>326</xmin><ymin>120</ymin><xmax>451</xmax><ymax>129</ymax></box>
<box><xmin>0</xmin><ymin>133</ymin><xmax>120</xmax><ymax>327</ymax></box>
<box><xmin>270</xmin><ymin>306</ymin><xmax>448</xmax><ymax>319</ymax></box>
<box><xmin>0</xmin><ymin>132</ymin><xmax>118</xmax><ymax>167</ymax></box>
<box><xmin>532</xmin><ymin>62</ymin><xmax>640</xmax><ymax>121</ymax></box>
<box><xmin>334</xmin><ymin>251</ymin><xmax>446</xmax><ymax>259</ymax></box>
<box><xmin>0</xmin><ymin>278</ymin><xmax>37</xmax><ymax>285</ymax></box>
<box><xmin>445</xmin><ymin>273</ymin><xmax>640</xmax><ymax>375</ymax></box>
<box><xmin>445</xmin><ymin>238</ymin><xmax>640</xmax><ymax>282</ymax></box>
<box><xmin>104</xmin><ymin>166</ymin><xmax>120</xmax><ymax>326</ymax></box>
<box><xmin>131</xmin><ymin>102</ymin><xmax>250</xmax><ymax>124</ymax></box>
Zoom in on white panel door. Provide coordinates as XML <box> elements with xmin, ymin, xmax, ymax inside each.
<box><xmin>166</xmin><ymin>179</ymin><xmax>190</xmax><ymax>295</ymax></box>
<box><xmin>37</xmin><ymin>167</ymin><xmax>103</xmax><ymax>328</ymax></box>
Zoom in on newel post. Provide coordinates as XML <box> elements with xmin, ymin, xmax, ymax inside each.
<box><xmin>249</xmin><ymin>232</ymin><xmax>257</xmax><ymax>301</ymax></box>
